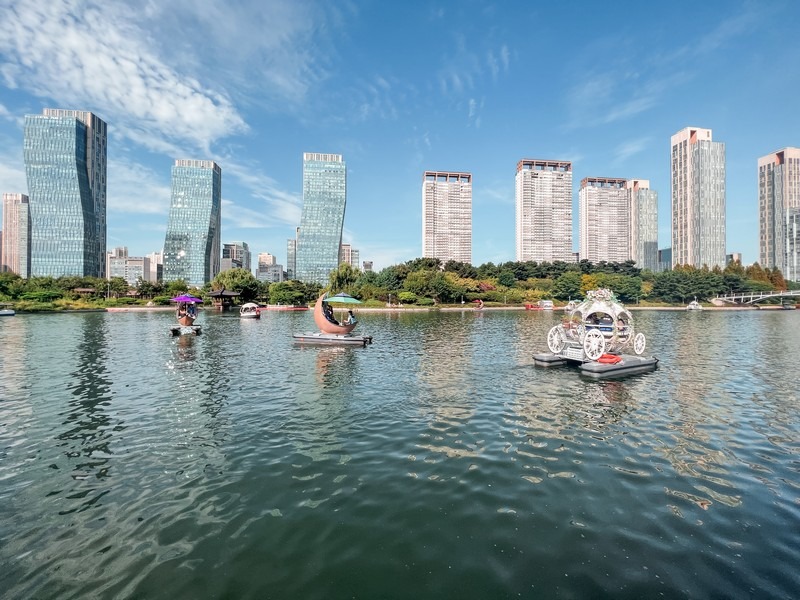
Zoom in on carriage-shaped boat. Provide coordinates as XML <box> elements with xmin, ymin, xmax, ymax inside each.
<box><xmin>536</xmin><ymin>289</ymin><xmax>657</xmax><ymax>378</ymax></box>
<box><xmin>546</xmin><ymin>288</ymin><xmax>646</xmax><ymax>361</ymax></box>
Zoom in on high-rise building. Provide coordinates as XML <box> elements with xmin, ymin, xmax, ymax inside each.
<box><xmin>163</xmin><ymin>160</ymin><xmax>221</xmax><ymax>287</ymax></box>
<box><xmin>146</xmin><ymin>250</ymin><xmax>163</xmax><ymax>283</ymax></box>
<box><xmin>362</xmin><ymin>260</ymin><xmax>373</xmax><ymax>272</ymax></box>
<box><xmin>339</xmin><ymin>243</ymin><xmax>361</xmax><ymax>270</ymax></box>
<box><xmin>221</xmin><ymin>241</ymin><xmax>251</xmax><ymax>272</ymax></box>
<box><xmin>628</xmin><ymin>180</ymin><xmax>659</xmax><ymax>272</ymax></box>
<box><xmin>422</xmin><ymin>171</ymin><xmax>472</xmax><ymax>264</ymax></box>
<box><xmin>1</xmin><ymin>193</ymin><xmax>31</xmax><ymax>277</ymax></box>
<box><xmin>579</xmin><ymin>177</ymin><xmax>629</xmax><ymax>263</ymax></box>
<box><xmin>515</xmin><ymin>159</ymin><xmax>573</xmax><ymax>263</ymax></box>
<box><xmin>670</xmin><ymin>127</ymin><xmax>726</xmax><ymax>269</ymax></box>
<box><xmin>296</xmin><ymin>153</ymin><xmax>347</xmax><ymax>285</ymax></box>
<box><xmin>287</xmin><ymin>227</ymin><xmax>298</xmax><ymax>280</ymax></box>
<box><xmin>258</xmin><ymin>252</ymin><xmax>277</xmax><ymax>266</ymax></box>
<box><xmin>758</xmin><ymin>147</ymin><xmax>800</xmax><ymax>282</ymax></box>
<box><xmin>23</xmin><ymin>109</ymin><xmax>107</xmax><ymax>278</ymax></box>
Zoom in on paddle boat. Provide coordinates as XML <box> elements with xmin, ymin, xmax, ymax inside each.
<box><xmin>170</xmin><ymin>294</ymin><xmax>202</xmax><ymax>335</ymax></box>
<box><xmin>239</xmin><ymin>302</ymin><xmax>261</xmax><ymax>319</ymax></box>
<box><xmin>533</xmin><ymin>288</ymin><xmax>658</xmax><ymax>379</ymax></box>
<box><xmin>0</xmin><ymin>303</ymin><xmax>14</xmax><ymax>316</ymax></box>
<box><xmin>686</xmin><ymin>297</ymin><xmax>703</xmax><ymax>311</ymax></box>
<box><xmin>292</xmin><ymin>292</ymin><xmax>373</xmax><ymax>347</ymax></box>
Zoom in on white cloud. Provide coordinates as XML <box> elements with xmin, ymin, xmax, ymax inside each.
<box><xmin>613</xmin><ymin>137</ymin><xmax>652</xmax><ymax>165</ymax></box>
<box><xmin>107</xmin><ymin>159</ymin><xmax>171</xmax><ymax>215</ymax></box>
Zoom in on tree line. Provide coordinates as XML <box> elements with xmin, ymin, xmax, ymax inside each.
<box><xmin>0</xmin><ymin>257</ymin><xmax>794</xmax><ymax>310</ymax></box>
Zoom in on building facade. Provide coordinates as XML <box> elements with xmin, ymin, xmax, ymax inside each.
<box><xmin>758</xmin><ymin>147</ymin><xmax>800</xmax><ymax>282</ymax></box>
<box><xmin>422</xmin><ymin>171</ymin><xmax>472</xmax><ymax>264</ymax></box>
<box><xmin>515</xmin><ymin>159</ymin><xmax>573</xmax><ymax>263</ymax></box>
<box><xmin>1</xmin><ymin>193</ymin><xmax>31</xmax><ymax>277</ymax></box>
<box><xmin>339</xmin><ymin>243</ymin><xmax>361</xmax><ymax>270</ymax></box>
<box><xmin>163</xmin><ymin>160</ymin><xmax>221</xmax><ymax>287</ymax></box>
<box><xmin>296</xmin><ymin>153</ymin><xmax>347</xmax><ymax>285</ymax></box>
<box><xmin>628</xmin><ymin>179</ymin><xmax>659</xmax><ymax>272</ymax></box>
<box><xmin>579</xmin><ymin>177</ymin><xmax>629</xmax><ymax>263</ymax></box>
<box><xmin>286</xmin><ymin>227</ymin><xmax>298</xmax><ymax>280</ymax></box>
<box><xmin>670</xmin><ymin>127</ymin><xmax>726</xmax><ymax>269</ymax></box>
<box><xmin>146</xmin><ymin>250</ymin><xmax>163</xmax><ymax>283</ymax></box>
<box><xmin>107</xmin><ymin>247</ymin><xmax>151</xmax><ymax>286</ymax></box>
<box><xmin>221</xmin><ymin>241</ymin><xmax>251</xmax><ymax>272</ymax></box>
<box><xmin>23</xmin><ymin>109</ymin><xmax>107</xmax><ymax>278</ymax></box>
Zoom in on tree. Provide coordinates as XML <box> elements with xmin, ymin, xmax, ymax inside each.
<box><xmin>497</xmin><ymin>270</ymin><xmax>516</xmax><ymax>288</ymax></box>
<box><xmin>212</xmin><ymin>268</ymin><xmax>261</xmax><ymax>302</ymax></box>
<box><xmin>328</xmin><ymin>263</ymin><xmax>360</xmax><ymax>294</ymax></box>
<box><xmin>268</xmin><ymin>281</ymin><xmax>307</xmax><ymax>305</ymax></box>
<box><xmin>551</xmin><ymin>271</ymin><xmax>582</xmax><ymax>300</ymax></box>
<box><xmin>405</xmin><ymin>257</ymin><xmax>442</xmax><ymax>272</ymax></box>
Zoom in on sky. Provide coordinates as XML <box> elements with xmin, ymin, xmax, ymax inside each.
<box><xmin>1</xmin><ymin>0</ymin><xmax>799</xmax><ymax>272</ymax></box>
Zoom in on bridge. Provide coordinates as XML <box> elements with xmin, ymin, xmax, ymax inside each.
<box><xmin>714</xmin><ymin>290</ymin><xmax>800</xmax><ymax>305</ymax></box>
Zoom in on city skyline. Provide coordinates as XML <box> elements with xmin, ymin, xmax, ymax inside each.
<box><xmin>1</xmin><ymin>2</ymin><xmax>800</xmax><ymax>270</ymax></box>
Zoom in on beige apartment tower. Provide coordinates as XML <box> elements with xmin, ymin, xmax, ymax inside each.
<box><xmin>516</xmin><ymin>159</ymin><xmax>573</xmax><ymax>263</ymax></box>
<box><xmin>759</xmin><ymin>147</ymin><xmax>800</xmax><ymax>282</ymax></box>
<box><xmin>422</xmin><ymin>171</ymin><xmax>472</xmax><ymax>264</ymax></box>
<box><xmin>670</xmin><ymin>127</ymin><xmax>726</xmax><ymax>269</ymax></box>
<box><xmin>579</xmin><ymin>177</ymin><xmax>629</xmax><ymax>263</ymax></box>
<box><xmin>1</xmin><ymin>193</ymin><xmax>31</xmax><ymax>277</ymax></box>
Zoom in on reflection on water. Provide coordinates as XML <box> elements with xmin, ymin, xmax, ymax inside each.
<box><xmin>0</xmin><ymin>309</ymin><xmax>799</xmax><ymax>598</ymax></box>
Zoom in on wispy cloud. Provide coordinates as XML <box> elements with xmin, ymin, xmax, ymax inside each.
<box><xmin>107</xmin><ymin>160</ymin><xmax>171</xmax><ymax>215</ymax></box>
<box><xmin>221</xmin><ymin>160</ymin><xmax>302</xmax><ymax>228</ymax></box>
<box><xmin>612</xmin><ymin>137</ymin><xmax>652</xmax><ymax>165</ymax></box>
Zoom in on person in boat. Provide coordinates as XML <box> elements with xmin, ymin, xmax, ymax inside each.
<box><xmin>343</xmin><ymin>310</ymin><xmax>357</xmax><ymax>325</ymax></box>
<box><xmin>177</xmin><ymin>304</ymin><xmax>187</xmax><ymax>318</ymax></box>
<box><xmin>187</xmin><ymin>303</ymin><xmax>196</xmax><ymax>317</ymax></box>
<box><xmin>322</xmin><ymin>301</ymin><xmax>339</xmax><ymax>325</ymax></box>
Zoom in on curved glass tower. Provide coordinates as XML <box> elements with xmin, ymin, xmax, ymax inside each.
<box><xmin>163</xmin><ymin>160</ymin><xmax>221</xmax><ymax>287</ymax></box>
<box><xmin>296</xmin><ymin>153</ymin><xmax>346</xmax><ymax>285</ymax></box>
<box><xmin>23</xmin><ymin>109</ymin><xmax>107</xmax><ymax>278</ymax></box>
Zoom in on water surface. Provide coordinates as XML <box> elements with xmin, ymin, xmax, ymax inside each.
<box><xmin>0</xmin><ymin>308</ymin><xmax>798</xmax><ymax>598</ymax></box>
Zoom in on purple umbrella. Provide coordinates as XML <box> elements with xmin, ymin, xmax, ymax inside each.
<box><xmin>170</xmin><ymin>294</ymin><xmax>202</xmax><ymax>303</ymax></box>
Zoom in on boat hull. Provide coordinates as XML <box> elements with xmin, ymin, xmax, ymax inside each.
<box><xmin>292</xmin><ymin>332</ymin><xmax>373</xmax><ymax>347</ymax></box>
<box><xmin>0</xmin><ymin>309</ymin><xmax>15</xmax><ymax>316</ymax></box>
<box><xmin>177</xmin><ymin>315</ymin><xmax>196</xmax><ymax>326</ymax></box>
<box><xmin>533</xmin><ymin>352</ymin><xmax>658</xmax><ymax>380</ymax></box>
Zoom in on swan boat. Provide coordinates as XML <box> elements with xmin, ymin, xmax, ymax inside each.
<box><xmin>533</xmin><ymin>288</ymin><xmax>658</xmax><ymax>379</ymax></box>
<box><xmin>292</xmin><ymin>293</ymin><xmax>373</xmax><ymax>347</ymax></box>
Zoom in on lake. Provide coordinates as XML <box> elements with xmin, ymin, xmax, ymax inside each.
<box><xmin>1</xmin><ymin>307</ymin><xmax>798</xmax><ymax>599</ymax></box>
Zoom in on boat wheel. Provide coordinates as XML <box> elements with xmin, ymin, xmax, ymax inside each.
<box><xmin>547</xmin><ymin>325</ymin><xmax>565</xmax><ymax>353</ymax></box>
<box><xmin>633</xmin><ymin>332</ymin><xmax>646</xmax><ymax>355</ymax></box>
<box><xmin>582</xmin><ymin>329</ymin><xmax>605</xmax><ymax>361</ymax></box>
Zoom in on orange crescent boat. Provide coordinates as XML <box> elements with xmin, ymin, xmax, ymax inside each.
<box><xmin>293</xmin><ymin>293</ymin><xmax>373</xmax><ymax>346</ymax></box>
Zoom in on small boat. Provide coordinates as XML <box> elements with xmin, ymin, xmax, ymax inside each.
<box><xmin>171</xmin><ymin>294</ymin><xmax>202</xmax><ymax>327</ymax></box>
<box><xmin>292</xmin><ymin>292</ymin><xmax>372</xmax><ymax>346</ymax></box>
<box><xmin>782</xmin><ymin>301</ymin><xmax>797</xmax><ymax>310</ymax></box>
<box><xmin>239</xmin><ymin>302</ymin><xmax>261</xmax><ymax>319</ymax></box>
<box><xmin>686</xmin><ymin>297</ymin><xmax>703</xmax><ymax>311</ymax></box>
<box><xmin>0</xmin><ymin>304</ymin><xmax>14</xmax><ymax>316</ymax></box>
<box><xmin>534</xmin><ymin>288</ymin><xmax>658</xmax><ymax>379</ymax></box>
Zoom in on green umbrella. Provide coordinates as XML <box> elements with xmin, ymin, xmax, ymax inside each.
<box><xmin>326</xmin><ymin>292</ymin><xmax>362</xmax><ymax>304</ymax></box>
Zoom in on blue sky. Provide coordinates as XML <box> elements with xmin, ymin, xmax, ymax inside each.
<box><xmin>0</xmin><ymin>0</ymin><xmax>798</xmax><ymax>271</ymax></box>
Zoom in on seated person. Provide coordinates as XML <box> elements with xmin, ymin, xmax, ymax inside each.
<box><xmin>343</xmin><ymin>310</ymin><xmax>357</xmax><ymax>325</ymax></box>
<box><xmin>322</xmin><ymin>302</ymin><xmax>339</xmax><ymax>325</ymax></box>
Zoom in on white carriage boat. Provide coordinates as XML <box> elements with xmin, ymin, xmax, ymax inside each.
<box><xmin>533</xmin><ymin>288</ymin><xmax>658</xmax><ymax>379</ymax></box>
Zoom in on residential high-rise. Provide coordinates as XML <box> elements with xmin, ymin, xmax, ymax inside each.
<box><xmin>422</xmin><ymin>171</ymin><xmax>472</xmax><ymax>264</ymax></box>
<box><xmin>23</xmin><ymin>109</ymin><xmax>107</xmax><ymax>278</ymax></box>
<box><xmin>1</xmin><ymin>193</ymin><xmax>31</xmax><ymax>277</ymax></box>
<box><xmin>339</xmin><ymin>243</ymin><xmax>361</xmax><ymax>270</ymax></box>
<box><xmin>628</xmin><ymin>180</ymin><xmax>659</xmax><ymax>272</ymax></box>
<box><xmin>146</xmin><ymin>250</ymin><xmax>163</xmax><ymax>283</ymax></box>
<box><xmin>670</xmin><ymin>127</ymin><xmax>726</xmax><ymax>269</ymax></box>
<box><xmin>515</xmin><ymin>159</ymin><xmax>573</xmax><ymax>263</ymax></box>
<box><xmin>296</xmin><ymin>153</ymin><xmax>346</xmax><ymax>285</ymax></box>
<box><xmin>163</xmin><ymin>160</ymin><xmax>221</xmax><ymax>287</ymax></box>
<box><xmin>579</xmin><ymin>177</ymin><xmax>629</xmax><ymax>263</ymax></box>
<box><xmin>758</xmin><ymin>147</ymin><xmax>800</xmax><ymax>282</ymax></box>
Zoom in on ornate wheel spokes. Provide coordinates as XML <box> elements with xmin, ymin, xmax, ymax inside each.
<box><xmin>583</xmin><ymin>329</ymin><xmax>606</xmax><ymax>361</ymax></box>
<box><xmin>633</xmin><ymin>332</ymin><xmax>646</xmax><ymax>355</ymax></box>
<box><xmin>547</xmin><ymin>325</ymin><xmax>565</xmax><ymax>353</ymax></box>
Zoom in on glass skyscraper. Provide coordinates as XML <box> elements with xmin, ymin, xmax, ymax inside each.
<box><xmin>296</xmin><ymin>153</ymin><xmax>346</xmax><ymax>285</ymax></box>
<box><xmin>163</xmin><ymin>160</ymin><xmax>221</xmax><ymax>287</ymax></box>
<box><xmin>758</xmin><ymin>147</ymin><xmax>800</xmax><ymax>282</ymax></box>
<box><xmin>23</xmin><ymin>109</ymin><xmax>107</xmax><ymax>278</ymax></box>
<box><xmin>628</xmin><ymin>179</ymin><xmax>659</xmax><ymax>272</ymax></box>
